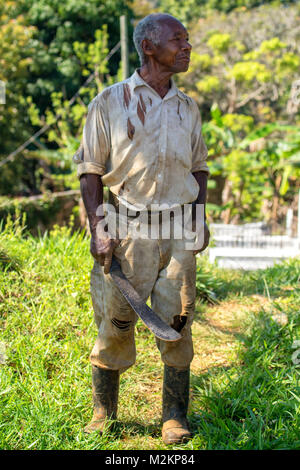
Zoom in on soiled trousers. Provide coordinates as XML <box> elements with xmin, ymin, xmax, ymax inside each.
<box><xmin>89</xmin><ymin>217</ymin><xmax>196</xmax><ymax>373</ymax></box>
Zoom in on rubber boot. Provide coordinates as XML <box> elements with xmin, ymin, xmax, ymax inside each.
<box><xmin>162</xmin><ymin>365</ymin><xmax>192</xmax><ymax>445</ymax></box>
<box><xmin>84</xmin><ymin>365</ymin><xmax>119</xmax><ymax>434</ymax></box>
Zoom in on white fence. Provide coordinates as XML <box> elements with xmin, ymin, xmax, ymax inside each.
<box><xmin>208</xmin><ymin>222</ymin><xmax>300</xmax><ymax>270</ymax></box>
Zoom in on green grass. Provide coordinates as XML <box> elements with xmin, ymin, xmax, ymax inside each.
<box><xmin>0</xmin><ymin>217</ymin><xmax>299</xmax><ymax>450</ymax></box>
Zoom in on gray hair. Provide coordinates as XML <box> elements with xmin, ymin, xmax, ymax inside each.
<box><xmin>133</xmin><ymin>13</ymin><xmax>178</xmax><ymax>65</ymax></box>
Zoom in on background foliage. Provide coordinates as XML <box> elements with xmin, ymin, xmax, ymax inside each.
<box><xmin>0</xmin><ymin>0</ymin><xmax>299</xmax><ymax>230</ymax></box>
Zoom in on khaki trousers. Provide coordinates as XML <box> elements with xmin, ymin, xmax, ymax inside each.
<box><xmin>89</xmin><ymin>216</ymin><xmax>196</xmax><ymax>373</ymax></box>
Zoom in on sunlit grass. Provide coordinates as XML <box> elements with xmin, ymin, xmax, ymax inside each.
<box><xmin>0</xmin><ymin>218</ymin><xmax>299</xmax><ymax>449</ymax></box>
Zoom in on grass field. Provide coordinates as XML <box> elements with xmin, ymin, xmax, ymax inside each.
<box><xmin>0</xmin><ymin>217</ymin><xmax>299</xmax><ymax>450</ymax></box>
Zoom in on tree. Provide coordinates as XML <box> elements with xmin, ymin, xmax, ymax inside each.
<box><xmin>177</xmin><ymin>3</ymin><xmax>300</xmax><ymax>122</ymax></box>
<box><xmin>24</xmin><ymin>26</ymin><xmax>117</xmax><ymax>194</ymax></box>
<box><xmin>174</xmin><ymin>3</ymin><xmax>300</xmax><ymax>225</ymax></box>
<box><xmin>153</xmin><ymin>0</ymin><xmax>298</xmax><ymax>24</ymax></box>
<box><xmin>0</xmin><ymin>1</ymin><xmax>40</xmax><ymax>194</ymax></box>
<box><xmin>0</xmin><ymin>0</ymin><xmax>134</xmax><ymax>196</ymax></box>
<box><xmin>13</xmin><ymin>0</ymin><xmax>133</xmax><ymax>112</ymax></box>
<box><xmin>203</xmin><ymin>106</ymin><xmax>300</xmax><ymax>227</ymax></box>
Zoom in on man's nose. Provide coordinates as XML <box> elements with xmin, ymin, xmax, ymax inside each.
<box><xmin>182</xmin><ymin>40</ymin><xmax>192</xmax><ymax>51</ymax></box>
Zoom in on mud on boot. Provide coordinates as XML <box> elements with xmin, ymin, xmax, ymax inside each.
<box><xmin>84</xmin><ymin>366</ymin><xmax>119</xmax><ymax>434</ymax></box>
<box><xmin>162</xmin><ymin>365</ymin><xmax>192</xmax><ymax>445</ymax></box>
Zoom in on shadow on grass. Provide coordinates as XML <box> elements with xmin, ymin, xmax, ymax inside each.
<box><xmin>110</xmin><ymin>420</ymin><xmax>161</xmax><ymax>439</ymax></box>
<box><xmin>189</xmin><ymin>311</ymin><xmax>299</xmax><ymax>450</ymax></box>
<box><xmin>194</xmin><ymin>313</ymin><xmax>249</xmax><ymax>344</ymax></box>
<box><xmin>81</xmin><ymin>311</ymin><xmax>298</xmax><ymax>449</ymax></box>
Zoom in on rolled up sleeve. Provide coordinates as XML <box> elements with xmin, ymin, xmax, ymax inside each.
<box><xmin>191</xmin><ymin>102</ymin><xmax>209</xmax><ymax>174</ymax></box>
<box><xmin>74</xmin><ymin>95</ymin><xmax>110</xmax><ymax>178</ymax></box>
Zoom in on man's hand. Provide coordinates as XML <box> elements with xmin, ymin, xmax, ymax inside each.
<box><xmin>90</xmin><ymin>218</ymin><xmax>119</xmax><ymax>274</ymax></box>
<box><xmin>90</xmin><ymin>232</ymin><xmax>119</xmax><ymax>274</ymax></box>
<box><xmin>191</xmin><ymin>171</ymin><xmax>210</xmax><ymax>255</ymax></box>
<box><xmin>193</xmin><ymin>221</ymin><xmax>210</xmax><ymax>255</ymax></box>
<box><xmin>80</xmin><ymin>174</ymin><xmax>120</xmax><ymax>273</ymax></box>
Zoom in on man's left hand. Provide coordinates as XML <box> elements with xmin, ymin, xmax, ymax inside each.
<box><xmin>193</xmin><ymin>221</ymin><xmax>210</xmax><ymax>255</ymax></box>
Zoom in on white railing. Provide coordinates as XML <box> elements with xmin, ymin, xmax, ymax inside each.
<box><xmin>208</xmin><ymin>223</ymin><xmax>300</xmax><ymax>269</ymax></box>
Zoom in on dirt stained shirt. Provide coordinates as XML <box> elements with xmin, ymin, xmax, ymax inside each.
<box><xmin>74</xmin><ymin>70</ymin><xmax>209</xmax><ymax>210</ymax></box>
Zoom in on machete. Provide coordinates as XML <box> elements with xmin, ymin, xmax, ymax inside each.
<box><xmin>109</xmin><ymin>255</ymin><xmax>181</xmax><ymax>342</ymax></box>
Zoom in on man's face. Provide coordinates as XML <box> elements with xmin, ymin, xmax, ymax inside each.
<box><xmin>149</xmin><ymin>17</ymin><xmax>192</xmax><ymax>73</ymax></box>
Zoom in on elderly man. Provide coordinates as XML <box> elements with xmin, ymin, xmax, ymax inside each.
<box><xmin>75</xmin><ymin>13</ymin><xmax>209</xmax><ymax>445</ymax></box>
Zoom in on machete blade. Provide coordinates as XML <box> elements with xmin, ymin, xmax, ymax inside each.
<box><xmin>109</xmin><ymin>255</ymin><xmax>181</xmax><ymax>342</ymax></box>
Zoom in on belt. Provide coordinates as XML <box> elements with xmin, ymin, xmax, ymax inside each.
<box><xmin>108</xmin><ymin>191</ymin><xmax>189</xmax><ymax>223</ymax></box>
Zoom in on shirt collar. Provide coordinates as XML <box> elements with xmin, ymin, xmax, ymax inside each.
<box><xmin>129</xmin><ymin>69</ymin><xmax>185</xmax><ymax>101</ymax></box>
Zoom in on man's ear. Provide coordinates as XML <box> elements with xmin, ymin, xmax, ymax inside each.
<box><xmin>141</xmin><ymin>38</ymin><xmax>156</xmax><ymax>60</ymax></box>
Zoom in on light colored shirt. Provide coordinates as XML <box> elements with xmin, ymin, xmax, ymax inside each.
<box><xmin>74</xmin><ymin>70</ymin><xmax>209</xmax><ymax>210</ymax></box>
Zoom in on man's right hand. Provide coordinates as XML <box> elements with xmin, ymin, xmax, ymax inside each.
<box><xmin>90</xmin><ymin>216</ymin><xmax>120</xmax><ymax>274</ymax></box>
<box><xmin>90</xmin><ymin>233</ymin><xmax>119</xmax><ymax>274</ymax></box>
<box><xmin>80</xmin><ymin>174</ymin><xmax>119</xmax><ymax>273</ymax></box>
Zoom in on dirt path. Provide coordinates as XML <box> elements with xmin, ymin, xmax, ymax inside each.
<box><xmin>117</xmin><ymin>293</ymin><xmax>288</xmax><ymax>449</ymax></box>
<box><xmin>191</xmin><ymin>294</ymin><xmax>272</xmax><ymax>373</ymax></box>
